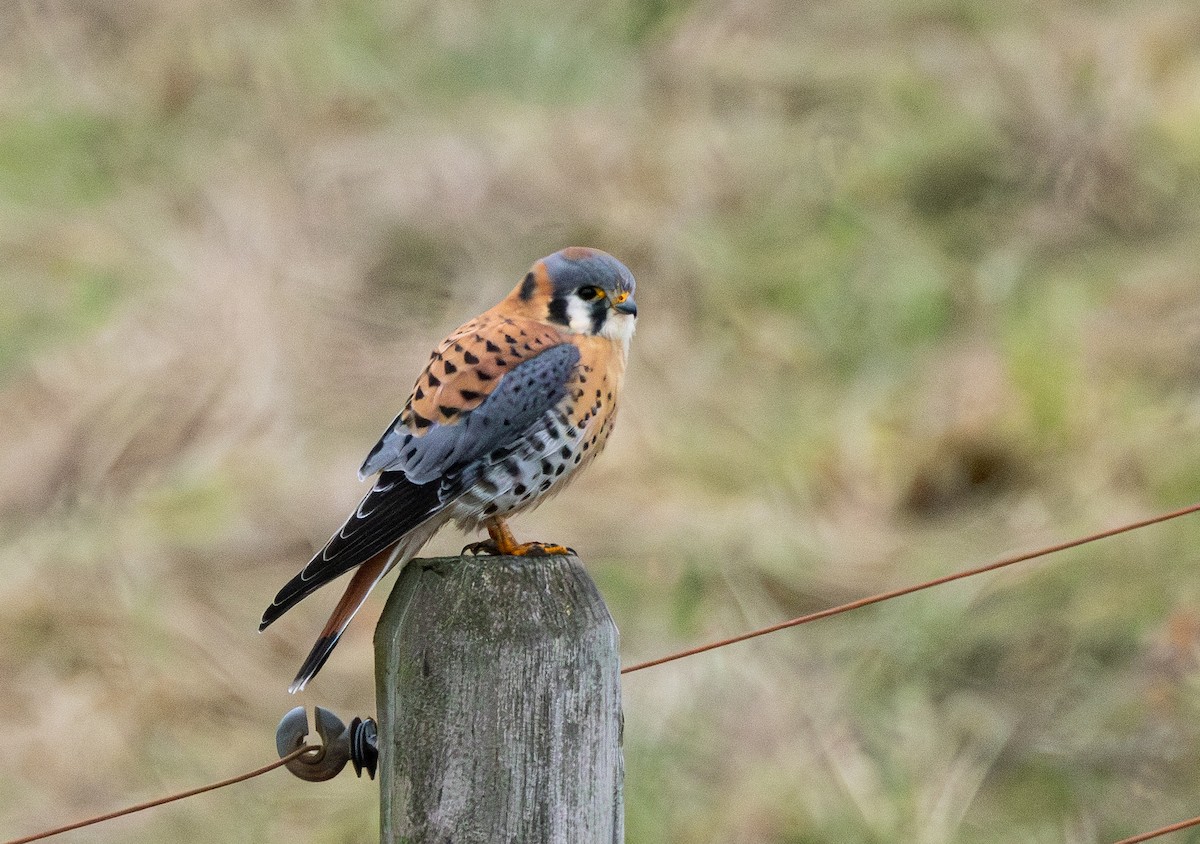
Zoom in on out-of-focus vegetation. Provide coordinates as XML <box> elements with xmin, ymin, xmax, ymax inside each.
<box><xmin>3</xmin><ymin>0</ymin><xmax>1200</xmax><ymax>841</ymax></box>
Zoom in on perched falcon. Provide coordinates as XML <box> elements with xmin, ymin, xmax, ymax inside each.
<box><xmin>260</xmin><ymin>247</ymin><xmax>637</xmax><ymax>692</ymax></box>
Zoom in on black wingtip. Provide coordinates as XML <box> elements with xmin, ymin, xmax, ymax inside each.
<box><xmin>259</xmin><ymin>599</ymin><xmax>288</xmax><ymax>631</ymax></box>
<box><xmin>288</xmin><ymin>632</ymin><xmax>343</xmax><ymax>694</ymax></box>
<box><xmin>259</xmin><ymin>563</ymin><xmax>324</xmax><ymax>633</ymax></box>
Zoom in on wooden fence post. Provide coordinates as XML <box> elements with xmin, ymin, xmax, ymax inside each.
<box><xmin>374</xmin><ymin>553</ymin><xmax>624</xmax><ymax>843</ymax></box>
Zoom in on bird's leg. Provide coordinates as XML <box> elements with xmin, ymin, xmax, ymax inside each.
<box><xmin>461</xmin><ymin>516</ymin><xmax>575</xmax><ymax>557</ymax></box>
<box><xmin>485</xmin><ymin>516</ymin><xmax>521</xmax><ymax>553</ymax></box>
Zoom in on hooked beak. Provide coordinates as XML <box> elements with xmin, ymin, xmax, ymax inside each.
<box><xmin>613</xmin><ymin>296</ymin><xmax>637</xmax><ymax>317</ymax></box>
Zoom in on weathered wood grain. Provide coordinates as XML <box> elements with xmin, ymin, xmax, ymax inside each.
<box><xmin>375</xmin><ymin>554</ymin><xmax>623</xmax><ymax>843</ymax></box>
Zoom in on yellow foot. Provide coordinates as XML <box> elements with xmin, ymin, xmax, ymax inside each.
<box><xmin>466</xmin><ymin>516</ymin><xmax>576</xmax><ymax>557</ymax></box>
<box><xmin>461</xmin><ymin>539</ymin><xmax>575</xmax><ymax>557</ymax></box>
<box><xmin>510</xmin><ymin>541</ymin><xmax>576</xmax><ymax>557</ymax></box>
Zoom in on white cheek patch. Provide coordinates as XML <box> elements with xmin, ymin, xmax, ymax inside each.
<box><xmin>566</xmin><ymin>296</ymin><xmax>595</xmax><ymax>334</ymax></box>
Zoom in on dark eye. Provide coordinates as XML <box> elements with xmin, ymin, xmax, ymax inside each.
<box><xmin>577</xmin><ymin>286</ymin><xmax>605</xmax><ymax>301</ymax></box>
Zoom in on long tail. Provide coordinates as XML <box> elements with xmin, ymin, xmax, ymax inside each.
<box><xmin>288</xmin><ymin>518</ymin><xmax>443</xmax><ymax>693</ymax></box>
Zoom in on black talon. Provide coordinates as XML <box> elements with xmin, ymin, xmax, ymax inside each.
<box><xmin>462</xmin><ymin>539</ymin><xmax>501</xmax><ymax>556</ymax></box>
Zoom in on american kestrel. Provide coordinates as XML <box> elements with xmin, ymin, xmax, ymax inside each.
<box><xmin>260</xmin><ymin>247</ymin><xmax>637</xmax><ymax>692</ymax></box>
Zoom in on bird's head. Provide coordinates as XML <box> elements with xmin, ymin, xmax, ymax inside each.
<box><xmin>508</xmin><ymin>247</ymin><xmax>637</xmax><ymax>343</ymax></box>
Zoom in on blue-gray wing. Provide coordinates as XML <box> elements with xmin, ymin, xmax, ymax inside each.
<box><xmin>359</xmin><ymin>342</ymin><xmax>581</xmax><ymax>483</ymax></box>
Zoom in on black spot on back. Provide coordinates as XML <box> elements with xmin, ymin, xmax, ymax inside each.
<box><xmin>463</xmin><ymin>350</ymin><xmax>479</xmax><ymax>365</ymax></box>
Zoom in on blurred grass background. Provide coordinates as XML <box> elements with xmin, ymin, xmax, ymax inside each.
<box><xmin>3</xmin><ymin>0</ymin><xmax>1200</xmax><ymax>841</ymax></box>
